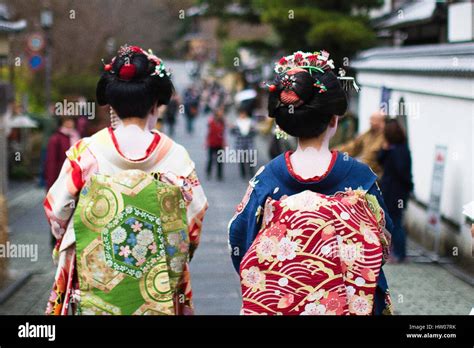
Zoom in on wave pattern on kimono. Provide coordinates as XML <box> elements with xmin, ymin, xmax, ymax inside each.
<box><xmin>44</xmin><ymin>128</ymin><xmax>208</xmax><ymax>315</ymax></box>
<box><xmin>240</xmin><ymin>189</ymin><xmax>389</xmax><ymax>315</ymax></box>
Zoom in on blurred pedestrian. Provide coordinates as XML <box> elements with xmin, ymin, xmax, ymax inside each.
<box><xmin>231</xmin><ymin>108</ymin><xmax>256</xmax><ymax>179</ymax></box>
<box><xmin>377</xmin><ymin>119</ymin><xmax>413</xmax><ymax>262</ymax></box>
<box><xmin>208</xmin><ymin>88</ymin><xmax>222</xmax><ymax>112</ymax></box>
<box><xmin>338</xmin><ymin>110</ymin><xmax>386</xmax><ymax>177</ymax></box>
<box><xmin>268</xmin><ymin>119</ymin><xmax>294</xmax><ymax>159</ymax></box>
<box><xmin>44</xmin><ymin>116</ymin><xmax>80</xmax><ymax>190</ymax></box>
<box><xmin>164</xmin><ymin>94</ymin><xmax>179</xmax><ymax>136</ymax></box>
<box><xmin>206</xmin><ymin>106</ymin><xmax>225</xmax><ymax>181</ymax></box>
<box><xmin>75</xmin><ymin>97</ymin><xmax>90</xmax><ymax>137</ymax></box>
<box><xmin>183</xmin><ymin>86</ymin><xmax>200</xmax><ymax>134</ymax></box>
<box><xmin>329</xmin><ymin>111</ymin><xmax>358</xmax><ymax>148</ymax></box>
<box><xmin>235</xmin><ymin>87</ymin><xmax>257</xmax><ymax>117</ymax></box>
<box><xmin>201</xmin><ymin>82</ymin><xmax>211</xmax><ymax>114</ymax></box>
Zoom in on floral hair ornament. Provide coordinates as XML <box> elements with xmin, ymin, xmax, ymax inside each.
<box><xmin>272</xmin><ymin>50</ymin><xmax>360</xmax><ymax>93</ymax></box>
<box><xmin>272</xmin><ymin>50</ymin><xmax>334</xmax><ymax>95</ymax></box>
<box><xmin>101</xmin><ymin>44</ymin><xmax>171</xmax><ymax>81</ymax></box>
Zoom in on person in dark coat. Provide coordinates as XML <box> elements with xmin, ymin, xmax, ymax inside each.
<box><xmin>45</xmin><ymin>117</ymin><xmax>80</xmax><ymax>190</ymax></box>
<box><xmin>230</xmin><ymin>108</ymin><xmax>257</xmax><ymax>179</ymax></box>
<box><xmin>164</xmin><ymin>94</ymin><xmax>179</xmax><ymax>136</ymax></box>
<box><xmin>377</xmin><ymin>119</ymin><xmax>414</xmax><ymax>262</ymax></box>
<box><xmin>183</xmin><ymin>87</ymin><xmax>200</xmax><ymax>134</ymax></box>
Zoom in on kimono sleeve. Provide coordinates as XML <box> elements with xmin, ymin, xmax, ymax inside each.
<box><xmin>43</xmin><ymin>149</ymin><xmax>84</xmax><ymax>240</ymax></box>
<box><xmin>366</xmin><ymin>182</ymin><xmax>394</xmax><ymax>262</ymax></box>
<box><xmin>43</xmin><ymin>138</ymin><xmax>93</xmax><ymax>240</ymax></box>
<box><xmin>184</xmin><ymin>169</ymin><xmax>208</xmax><ymax>260</ymax></box>
<box><xmin>228</xmin><ymin>182</ymin><xmax>266</xmax><ymax>273</ymax></box>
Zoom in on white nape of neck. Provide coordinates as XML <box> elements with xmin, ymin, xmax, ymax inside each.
<box><xmin>290</xmin><ymin>144</ymin><xmax>333</xmax><ymax>180</ymax></box>
<box><xmin>113</xmin><ymin>123</ymin><xmax>155</xmax><ymax>160</ymax></box>
<box><xmin>289</xmin><ymin>120</ymin><xmax>337</xmax><ymax>180</ymax></box>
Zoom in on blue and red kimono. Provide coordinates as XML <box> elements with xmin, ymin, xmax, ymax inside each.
<box><xmin>228</xmin><ymin>151</ymin><xmax>394</xmax><ymax>315</ymax></box>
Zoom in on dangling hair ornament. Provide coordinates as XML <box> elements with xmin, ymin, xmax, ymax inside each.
<box><xmin>275</xmin><ymin>124</ymin><xmax>288</xmax><ymax>140</ymax></box>
<box><xmin>101</xmin><ymin>59</ymin><xmax>112</xmax><ymax>72</ymax></box>
<box><xmin>262</xmin><ymin>81</ymin><xmax>277</xmax><ymax>92</ymax></box>
<box><xmin>338</xmin><ymin>68</ymin><xmax>360</xmax><ymax>92</ymax></box>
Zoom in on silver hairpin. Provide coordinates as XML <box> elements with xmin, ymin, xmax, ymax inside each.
<box><xmin>337</xmin><ymin>68</ymin><xmax>360</xmax><ymax>92</ymax></box>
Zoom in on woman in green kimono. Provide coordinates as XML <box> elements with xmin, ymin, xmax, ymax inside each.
<box><xmin>44</xmin><ymin>45</ymin><xmax>208</xmax><ymax>315</ymax></box>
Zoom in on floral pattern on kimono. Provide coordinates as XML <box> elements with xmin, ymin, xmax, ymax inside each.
<box><xmin>240</xmin><ymin>189</ymin><xmax>388</xmax><ymax>315</ymax></box>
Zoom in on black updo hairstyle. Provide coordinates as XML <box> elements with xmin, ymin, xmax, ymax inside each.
<box><xmin>96</xmin><ymin>50</ymin><xmax>174</xmax><ymax>119</ymax></box>
<box><xmin>268</xmin><ymin>68</ymin><xmax>347</xmax><ymax>138</ymax></box>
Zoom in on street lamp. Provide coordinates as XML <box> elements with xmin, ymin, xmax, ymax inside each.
<box><xmin>40</xmin><ymin>9</ymin><xmax>53</xmax><ymax>29</ymax></box>
<box><xmin>41</xmin><ymin>9</ymin><xmax>53</xmax><ymax>116</ymax></box>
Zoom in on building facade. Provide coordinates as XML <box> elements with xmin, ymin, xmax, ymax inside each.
<box><xmin>352</xmin><ymin>1</ymin><xmax>474</xmax><ymax>265</ymax></box>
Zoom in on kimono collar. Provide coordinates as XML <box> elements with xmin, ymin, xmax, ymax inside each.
<box><xmin>88</xmin><ymin>128</ymin><xmax>173</xmax><ymax>171</ymax></box>
<box><xmin>270</xmin><ymin>151</ymin><xmax>355</xmax><ymax>191</ymax></box>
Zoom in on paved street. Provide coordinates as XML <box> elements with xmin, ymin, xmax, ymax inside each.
<box><xmin>176</xmin><ymin>110</ymin><xmax>249</xmax><ymax>314</ymax></box>
<box><xmin>0</xmin><ymin>180</ymin><xmax>56</xmax><ymax>315</ymax></box>
<box><xmin>384</xmin><ymin>258</ymin><xmax>473</xmax><ymax>315</ymax></box>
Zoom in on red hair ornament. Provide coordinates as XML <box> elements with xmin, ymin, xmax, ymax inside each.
<box><xmin>280</xmin><ymin>90</ymin><xmax>300</xmax><ymax>105</ymax></box>
<box><xmin>118</xmin><ymin>63</ymin><xmax>136</xmax><ymax>81</ymax></box>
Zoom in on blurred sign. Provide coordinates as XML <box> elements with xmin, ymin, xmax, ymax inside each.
<box><xmin>427</xmin><ymin>145</ymin><xmax>447</xmax><ymax>233</ymax></box>
<box><xmin>26</xmin><ymin>32</ymin><xmax>45</xmax><ymax>53</ymax></box>
<box><xmin>29</xmin><ymin>55</ymin><xmax>43</xmax><ymax>71</ymax></box>
<box><xmin>380</xmin><ymin>87</ymin><xmax>391</xmax><ymax>115</ymax></box>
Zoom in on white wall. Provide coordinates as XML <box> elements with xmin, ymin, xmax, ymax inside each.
<box><xmin>448</xmin><ymin>2</ymin><xmax>474</xmax><ymax>42</ymax></box>
<box><xmin>356</xmin><ymin>71</ymin><xmax>474</xmax><ymax>228</ymax></box>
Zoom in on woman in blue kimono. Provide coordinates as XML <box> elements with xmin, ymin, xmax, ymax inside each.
<box><xmin>228</xmin><ymin>50</ymin><xmax>393</xmax><ymax>315</ymax></box>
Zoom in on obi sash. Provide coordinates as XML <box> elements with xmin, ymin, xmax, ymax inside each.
<box><xmin>240</xmin><ymin>189</ymin><xmax>389</xmax><ymax>315</ymax></box>
<box><xmin>74</xmin><ymin>170</ymin><xmax>189</xmax><ymax>315</ymax></box>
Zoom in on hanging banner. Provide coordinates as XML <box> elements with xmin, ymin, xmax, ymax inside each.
<box><xmin>380</xmin><ymin>86</ymin><xmax>392</xmax><ymax>114</ymax></box>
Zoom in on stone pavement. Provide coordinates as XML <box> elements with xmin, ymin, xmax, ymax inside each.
<box><xmin>0</xmin><ymin>180</ymin><xmax>55</xmax><ymax>314</ymax></box>
<box><xmin>180</xmin><ymin>112</ymin><xmax>247</xmax><ymax>314</ymax></box>
<box><xmin>384</xmin><ymin>244</ymin><xmax>474</xmax><ymax>315</ymax></box>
